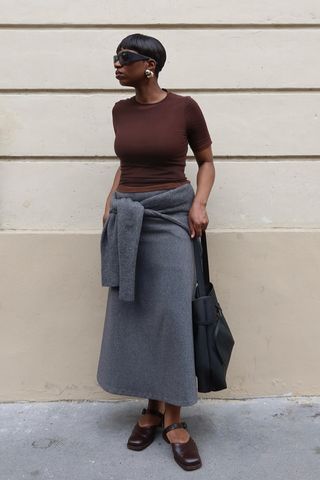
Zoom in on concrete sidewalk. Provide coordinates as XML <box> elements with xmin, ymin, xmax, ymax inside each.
<box><xmin>0</xmin><ymin>396</ymin><xmax>319</xmax><ymax>479</ymax></box>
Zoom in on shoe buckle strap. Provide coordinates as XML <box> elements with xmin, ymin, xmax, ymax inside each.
<box><xmin>162</xmin><ymin>421</ymin><xmax>188</xmax><ymax>443</ymax></box>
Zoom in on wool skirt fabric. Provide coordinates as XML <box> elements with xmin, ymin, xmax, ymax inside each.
<box><xmin>96</xmin><ymin>183</ymin><xmax>199</xmax><ymax>406</ymax></box>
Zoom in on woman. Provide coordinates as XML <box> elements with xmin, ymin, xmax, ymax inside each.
<box><xmin>97</xmin><ymin>33</ymin><xmax>215</xmax><ymax>471</ymax></box>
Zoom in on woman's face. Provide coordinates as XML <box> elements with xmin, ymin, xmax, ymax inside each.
<box><xmin>114</xmin><ymin>48</ymin><xmax>156</xmax><ymax>86</ymax></box>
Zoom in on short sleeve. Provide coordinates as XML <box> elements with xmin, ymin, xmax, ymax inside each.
<box><xmin>185</xmin><ymin>96</ymin><xmax>212</xmax><ymax>153</ymax></box>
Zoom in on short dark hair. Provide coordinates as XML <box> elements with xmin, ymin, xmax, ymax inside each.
<box><xmin>116</xmin><ymin>33</ymin><xmax>166</xmax><ymax>78</ymax></box>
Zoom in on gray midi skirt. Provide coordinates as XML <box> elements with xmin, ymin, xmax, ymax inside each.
<box><xmin>96</xmin><ymin>184</ymin><xmax>198</xmax><ymax>406</ymax></box>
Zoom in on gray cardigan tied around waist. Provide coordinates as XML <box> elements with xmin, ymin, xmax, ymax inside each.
<box><xmin>100</xmin><ymin>183</ymin><xmax>195</xmax><ymax>302</ymax></box>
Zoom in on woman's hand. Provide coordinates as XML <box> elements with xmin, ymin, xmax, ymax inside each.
<box><xmin>188</xmin><ymin>199</ymin><xmax>209</xmax><ymax>238</ymax></box>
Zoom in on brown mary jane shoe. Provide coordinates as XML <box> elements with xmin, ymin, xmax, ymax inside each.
<box><xmin>162</xmin><ymin>421</ymin><xmax>202</xmax><ymax>471</ymax></box>
<box><xmin>127</xmin><ymin>407</ymin><xmax>164</xmax><ymax>451</ymax></box>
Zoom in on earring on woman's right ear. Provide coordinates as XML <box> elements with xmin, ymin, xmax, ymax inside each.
<box><xmin>144</xmin><ymin>69</ymin><xmax>154</xmax><ymax>78</ymax></box>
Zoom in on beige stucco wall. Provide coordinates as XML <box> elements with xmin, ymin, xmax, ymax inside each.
<box><xmin>1</xmin><ymin>1</ymin><xmax>320</xmax><ymax>402</ymax></box>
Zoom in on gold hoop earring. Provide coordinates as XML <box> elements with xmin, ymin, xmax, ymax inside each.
<box><xmin>144</xmin><ymin>69</ymin><xmax>154</xmax><ymax>78</ymax></box>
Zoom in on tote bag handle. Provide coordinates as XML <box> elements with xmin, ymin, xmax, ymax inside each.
<box><xmin>193</xmin><ymin>230</ymin><xmax>210</xmax><ymax>297</ymax></box>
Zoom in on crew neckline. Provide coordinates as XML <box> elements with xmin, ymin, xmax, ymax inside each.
<box><xmin>132</xmin><ymin>88</ymin><xmax>170</xmax><ymax>105</ymax></box>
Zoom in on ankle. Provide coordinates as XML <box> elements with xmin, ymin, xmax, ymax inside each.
<box><xmin>147</xmin><ymin>399</ymin><xmax>165</xmax><ymax>414</ymax></box>
<box><xmin>164</xmin><ymin>414</ymin><xmax>182</xmax><ymax>427</ymax></box>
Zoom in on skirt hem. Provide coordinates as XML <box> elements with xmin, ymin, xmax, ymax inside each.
<box><xmin>96</xmin><ymin>377</ymin><xmax>198</xmax><ymax>407</ymax></box>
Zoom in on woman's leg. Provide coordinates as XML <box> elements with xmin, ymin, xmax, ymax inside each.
<box><xmin>138</xmin><ymin>398</ymin><xmax>165</xmax><ymax>427</ymax></box>
<box><xmin>164</xmin><ymin>402</ymin><xmax>190</xmax><ymax>443</ymax></box>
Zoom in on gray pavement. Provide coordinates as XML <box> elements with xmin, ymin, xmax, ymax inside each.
<box><xmin>0</xmin><ymin>396</ymin><xmax>319</xmax><ymax>479</ymax></box>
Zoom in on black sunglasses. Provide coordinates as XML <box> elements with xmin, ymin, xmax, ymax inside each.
<box><xmin>113</xmin><ymin>50</ymin><xmax>156</xmax><ymax>66</ymax></box>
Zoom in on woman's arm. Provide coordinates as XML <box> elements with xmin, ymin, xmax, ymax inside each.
<box><xmin>102</xmin><ymin>166</ymin><xmax>121</xmax><ymax>225</ymax></box>
<box><xmin>188</xmin><ymin>145</ymin><xmax>215</xmax><ymax>238</ymax></box>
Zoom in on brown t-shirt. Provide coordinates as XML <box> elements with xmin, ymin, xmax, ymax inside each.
<box><xmin>112</xmin><ymin>88</ymin><xmax>213</xmax><ymax>192</ymax></box>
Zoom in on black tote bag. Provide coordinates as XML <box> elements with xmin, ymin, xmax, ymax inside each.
<box><xmin>192</xmin><ymin>231</ymin><xmax>235</xmax><ymax>392</ymax></box>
